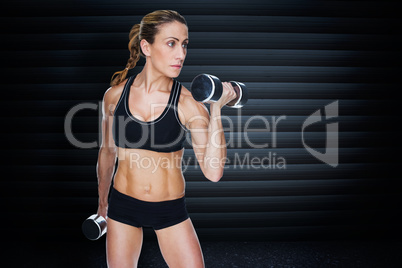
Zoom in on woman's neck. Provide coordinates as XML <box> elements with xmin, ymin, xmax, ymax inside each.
<box><xmin>135</xmin><ymin>62</ymin><xmax>171</xmax><ymax>94</ymax></box>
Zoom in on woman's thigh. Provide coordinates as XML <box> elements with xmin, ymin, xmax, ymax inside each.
<box><xmin>155</xmin><ymin>218</ymin><xmax>205</xmax><ymax>268</ymax></box>
<box><xmin>106</xmin><ymin>218</ymin><xmax>144</xmax><ymax>268</ymax></box>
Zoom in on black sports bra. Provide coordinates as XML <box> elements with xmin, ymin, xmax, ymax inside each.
<box><xmin>112</xmin><ymin>75</ymin><xmax>188</xmax><ymax>152</ymax></box>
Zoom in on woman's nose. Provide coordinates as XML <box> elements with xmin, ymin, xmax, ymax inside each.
<box><xmin>176</xmin><ymin>47</ymin><xmax>186</xmax><ymax>60</ymax></box>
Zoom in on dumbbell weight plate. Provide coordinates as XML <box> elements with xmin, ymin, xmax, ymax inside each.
<box><xmin>82</xmin><ymin>214</ymin><xmax>107</xmax><ymax>240</ymax></box>
<box><xmin>190</xmin><ymin>74</ymin><xmax>223</xmax><ymax>103</ymax></box>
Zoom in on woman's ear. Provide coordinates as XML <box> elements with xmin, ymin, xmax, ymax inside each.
<box><xmin>140</xmin><ymin>39</ymin><xmax>151</xmax><ymax>57</ymax></box>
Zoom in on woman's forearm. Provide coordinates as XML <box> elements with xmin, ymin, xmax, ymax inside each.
<box><xmin>96</xmin><ymin>148</ymin><xmax>117</xmax><ymax>207</ymax></box>
<box><xmin>203</xmin><ymin>104</ymin><xmax>227</xmax><ymax>181</ymax></box>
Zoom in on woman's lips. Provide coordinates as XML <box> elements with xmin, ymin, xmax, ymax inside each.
<box><xmin>171</xmin><ymin>65</ymin><xmax>182</xmax><ymax>69</ymax></box>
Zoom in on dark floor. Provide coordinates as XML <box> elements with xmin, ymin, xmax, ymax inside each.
<box><xmin>4</xmin><ymin>236</ymin><xmax>402</xmax><ymax>267</ymax></box>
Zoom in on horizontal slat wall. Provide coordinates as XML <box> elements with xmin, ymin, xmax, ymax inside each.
<box><xmin>1</xmin><ymin>0</ymin><xmax>400</xmax><ymax>242</ymax></box>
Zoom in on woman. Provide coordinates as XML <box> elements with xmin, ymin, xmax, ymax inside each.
<box><xmin>97</xmin><ymin>10</ymin><xmax>236</xmax><ymax>267</ymax></box>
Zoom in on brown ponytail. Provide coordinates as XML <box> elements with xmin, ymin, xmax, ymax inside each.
<box><xmin>109</xmin><ymin>10</ymin><xmax>187</xmax><ymax>87</ymax></box>
<box><xmin>110</xmin><ymin>24</ymin><xmax>142</xmax><ymax>87</ymax></box>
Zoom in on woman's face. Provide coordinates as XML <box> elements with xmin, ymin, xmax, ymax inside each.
<box><xmin>144</xmin><ymin>21</ymin><xmax>189</xmax><ymax>78</ymax></box>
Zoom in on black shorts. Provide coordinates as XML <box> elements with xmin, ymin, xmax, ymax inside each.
<box><xmin>107</xmin><ymin>187</ymin><xmax>189</xmax><ymax>230</ymax></box>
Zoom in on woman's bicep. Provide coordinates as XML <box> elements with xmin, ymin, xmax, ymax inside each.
<box><xmin>190</xmin><ymin>119</ymin><xmax>208</xmax><ymax>157</ymax></box>
<box><xmin>187</xmin><ymin>103</ymin><xmax>210</xmax><ymax>173</ymax></box>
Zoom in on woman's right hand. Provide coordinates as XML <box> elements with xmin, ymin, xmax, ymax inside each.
<box><xmin>97</xmin><ymin>204</ymin><xmax>108</xmax><ymax>219</ymax></box>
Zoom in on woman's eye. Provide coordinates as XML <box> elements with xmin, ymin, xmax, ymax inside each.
<box><xmin>168</xmin><ymin>41</ymin><xmax>174</xmax><ymax>47</ymax></box>
<box><xmin>182</xmin><ymin>43</ymin><xmax>188</xmax><ymax>48</ymax></box>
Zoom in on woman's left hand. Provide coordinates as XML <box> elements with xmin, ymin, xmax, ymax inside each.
<box><xmin>208</xmin><ymin>82</ymin><xmax>237</xmax><ymax>109</ymax></box>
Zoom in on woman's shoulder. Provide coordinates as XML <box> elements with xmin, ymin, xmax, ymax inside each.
<box><xmin>102</xmin><ymin>77</ymin><xmax>129</xmax><ymax>114</ymax></box>
<box><xmin>106</xmin><ymin>77</ymin><xmax>128</xmax><ymax>95</ymax></box>
<box><xmin>178</xmin><ymin>84</ymin><xmax>210</xmax><ymax>119</ymax></box>
<box><xmin>178</xmin><ymin>83</ymin><xmax>192</xmax><ymax>99</ymax></box>
<box><xmin>104</xmin><ymin>77</ymin><xmax>129</xmax><ymax>101</ymax></box>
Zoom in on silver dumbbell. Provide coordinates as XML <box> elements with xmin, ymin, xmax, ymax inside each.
<box><xmin>82</xmin><ymin>214</ymin><xmax>107</xmax><ymax>240</ymax></box>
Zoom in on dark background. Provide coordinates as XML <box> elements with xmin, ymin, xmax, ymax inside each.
<box><xmin>1</xmin><ymin>0</ymin><xmax>401</xmax><ymax>266</ymax></box>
